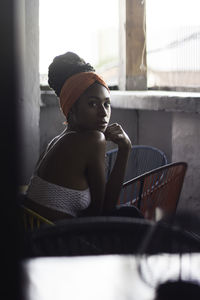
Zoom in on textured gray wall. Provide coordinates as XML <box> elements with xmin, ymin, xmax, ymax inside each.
<box><xmin>172</xmin><ymin>112</ymin><xmax>200</xmax><ymax>213</ymax></box>
<box><xmin>138</xmin><ymin>110</ymin><xmax>172</xmax><ymax>162</ymax></box>
<box><xmin>40</xmin><ymin>92</ymin><xmax>66</xmax><ymax>154</ymax></box>
<box><xmin>19</xmin><ymin>0</ymin><xmax>40</xmax><ymax>184</ymax></box>
<box><xmin>109</xmin><ymin>108</ymin><xmax>172</xmax><ymax>162</ymax></box>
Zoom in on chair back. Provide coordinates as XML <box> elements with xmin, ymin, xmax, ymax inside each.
<box><xmin>120</xmin><ymin>162</ymin><xmax>187</xmax><ymax>221</ymax></box>
<box><xmin>21</xmin><ymin>205</ymin><xmax>54</xmax><ymax>232</ymax></box>
<box><xmin>106</xmin><ymin>145</ymin><xmax>168</xmax><ymax>181</ymax></box>
<box><xmin>24</xmin><ymin>216</ymin><xmax>200</xmax><ymax>257</ymax></box>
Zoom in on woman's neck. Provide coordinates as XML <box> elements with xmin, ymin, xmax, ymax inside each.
<box><xmin>67</xmin><ymin>123</ymin><xmax>79</xmax><ymax>132</ymax></box>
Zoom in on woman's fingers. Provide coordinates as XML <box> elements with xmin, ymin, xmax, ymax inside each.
<box><xmin>105</xmin><ymin>123</ymin><xmax>121</xmax><ymax>134</ymax></box>
<box><xmin>105</xmin><ymin>123</ymin><xmax>120</xmax><ymax>140</ymax></box>
<box><xmin>105</xmin><ymin>123</ymin><xmax>132</xmax><ymax>149</ymax></box>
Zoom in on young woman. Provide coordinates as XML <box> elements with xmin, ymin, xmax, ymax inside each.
<box><xmin>25</xmin><ymin>52</ymin><xmax>135</xmax><ymax>221</ymax></box>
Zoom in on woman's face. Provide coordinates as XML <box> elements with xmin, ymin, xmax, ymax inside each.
<box><xmin>71</xmin><ymin>82</ymin><xmax>111</xmax><ymax>133</ymax></box>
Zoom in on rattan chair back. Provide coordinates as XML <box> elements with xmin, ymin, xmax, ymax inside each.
<box><xmin>120</xmin><ymin>162</ymin><xmax>187</xmax><ymax>221</ymax></box>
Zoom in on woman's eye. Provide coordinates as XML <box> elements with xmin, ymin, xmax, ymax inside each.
<box><xmin>89</xmin><ymin>101</ymin><xmax>97</xmax><ymax>107</ymax></box>
<box><xmin>104</xmin><ymin>102</ymin><xmax>111</xmax><ymax>108</ymax></box>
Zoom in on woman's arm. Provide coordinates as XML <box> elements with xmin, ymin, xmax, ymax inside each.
<box><xmin>81</xmin><ymin>125</ymin><xmax>131</xmax><ymax>216</ymax></box>
<box><xmin>103</xmin><ymin>123</ymin><xmax>132</xmax><ymax>211</ymax></box>
<box><xmin>82</xmin><ymin>130</ymin><xmax>107</xmax><ymax>216</ymax></box>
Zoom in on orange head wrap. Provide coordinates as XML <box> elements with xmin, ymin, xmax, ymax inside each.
<box><xmin>59</xmin><ymin>71</ymin><xmax>110</xmax><ymax>119</ymax></box>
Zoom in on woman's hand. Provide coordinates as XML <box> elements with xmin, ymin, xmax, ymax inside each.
<box><xmin>103</xmin><ymin>123</ymin><xmax>132</xmax><ymax>210</ymax></box>
<box><xmin>104</xmin><ymin>123</ymin><xmax>132</xmax><ymax>150</ymax></box>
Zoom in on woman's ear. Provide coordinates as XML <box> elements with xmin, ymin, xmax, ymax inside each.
<box><xmin>67</xmin><ymin>110</ymin><xmax>73</xmax><ymax>123</ymax></box>
<box><xmin>67</xmin><ymin>107</ymin><xmax>77</xmax><ymax>126</ymax></box>
<box><xmin>67</xmin><ymin>99</ymin><xmax>79</xmax><ymax>125</ymax></box>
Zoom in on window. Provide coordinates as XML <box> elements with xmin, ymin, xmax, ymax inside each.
<box><xmin>146</xmin><ymin>0</ymin><xmax>200</xmax><ymax>91</ymax></box>
<box><xmin>40</xmin><ymin>0</ymin><xmax>200</xmax><ymax>92</ymax></box>
<box><xmin>39</xmin><ymin>0</ymin><xmax>119</xmax><ymax>87</ymax></box>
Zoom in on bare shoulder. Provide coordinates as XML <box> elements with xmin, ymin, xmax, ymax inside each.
<box><xmin>82</xmin><ymin>130</ymin><xmax>106</xmax><ymax>150</ymax></box>
<box><xmin>83</xmin><ymin>130</ymin><xmax>106</xmax><ymax>142</ymax></box>
<box><xmin>59</xmin><ymin>130</ymin><xmax>105</xmax><ymax>154</ymax></box>
<box><xmin>76</xmin><ymin>130</ymin><xmax>106</xmax><ymax>155</ymax></box>
<box><xmin>62</xmin><ymin>130</ymin><xmax>105</xmax><ymax>143</ymax></box>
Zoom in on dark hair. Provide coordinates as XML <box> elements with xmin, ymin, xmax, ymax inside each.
<box><xmin>48</xmin><ymin>51</ymin><xmax>95</xmax><ymax>97</ymax></box>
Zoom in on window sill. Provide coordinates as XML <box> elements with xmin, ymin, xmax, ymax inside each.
<box><xmin>110</xmin><ymin>90</ymin><xmax>200</xmax><ymax>114</ymax></box>
<box><xmin>41</xmin><ymin>90</ymin><xmax>200</xmax><ymax>114</ymax></box>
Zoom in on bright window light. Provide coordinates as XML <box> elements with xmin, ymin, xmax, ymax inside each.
<box><xmin>39</xmin><ymin>0</ymin><xmax>119</xmax><ymax>87</ymax></box>
<box><xmin>146</xmin><ymin>0</ymin><xmax>200</xmax><ymax>90</ymax></box>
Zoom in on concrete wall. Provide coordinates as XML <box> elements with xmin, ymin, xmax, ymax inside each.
<box><xmin>19</xmin><ymin>0</ymin><xmax>40</xmax><ymax>184</ymax></box>
<box><xmin>172</xmin><ymin>112</ymin><xmax>200</xmax><ymax>212</ymax></box>
<box><xmin>40</xmin><ymin>92</ymin><xmax>66</xmax><ymax>154</ymax></box>
<box><xmin>109</xmin><ymin>108</ymin><xmax>172</xmax><ymax>161</ymax></box>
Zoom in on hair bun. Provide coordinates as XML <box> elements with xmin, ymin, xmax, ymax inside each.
<box><xmin>48</xmin><ymin>51</ymin><xmax>95</xmax><ymax>97</ymax></box>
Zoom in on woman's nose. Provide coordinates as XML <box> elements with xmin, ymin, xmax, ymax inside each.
<box><xmin>98</xmin><ymin>104</ymin><xmax>107</xmax><ymax>116</ymax></box>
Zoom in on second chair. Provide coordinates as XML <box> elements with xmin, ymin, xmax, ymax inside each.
<box><xmin>106</xmin><ymin>145</ymin><xmax>168</xmax><ymax>181</ymax></box>
<box><xmin>119</xmin><ymin>162</ymin><xmax>187</xmax><ymax>221</ymax></box>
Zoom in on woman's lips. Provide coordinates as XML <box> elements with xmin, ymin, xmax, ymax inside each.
<box><xmin>96</xmin><ymin>121</ymin><xmax>108</xmax><ymax>130</ymax></box>
<box><xmin>97</xmin><ymin>121</ymin><xmax>107</xmax><ymax>126</ymax></box>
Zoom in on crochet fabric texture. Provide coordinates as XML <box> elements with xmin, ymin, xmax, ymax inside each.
<box><xmin>26</xmin><ymin>176</ymin><xmax>91</xmax><ymax>217</ymax></box>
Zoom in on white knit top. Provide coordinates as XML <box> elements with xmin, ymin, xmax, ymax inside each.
<box><xmin>26</xmin><ymin>175</ymin><xmax>91</xmax><ymax>217</ymax></box>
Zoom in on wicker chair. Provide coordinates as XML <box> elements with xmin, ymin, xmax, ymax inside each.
<box><xmin>120</xmin><ymin>162</ymin><xmax>187</xmax><ymax>221</ymax></box>
<box><xmin>106</xmin><ymin>145</ymin><xmax>168</xmax><ymax>181</ymax></box>
<box><xmin>23</xmin><ymin>215</ymin><xmax>200</xmax><ymax>257</ymax></box>
<box><xmin>21</xmin><ymin>205</ymin><xmax>54</xmax><ymax>232</ymax></box>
